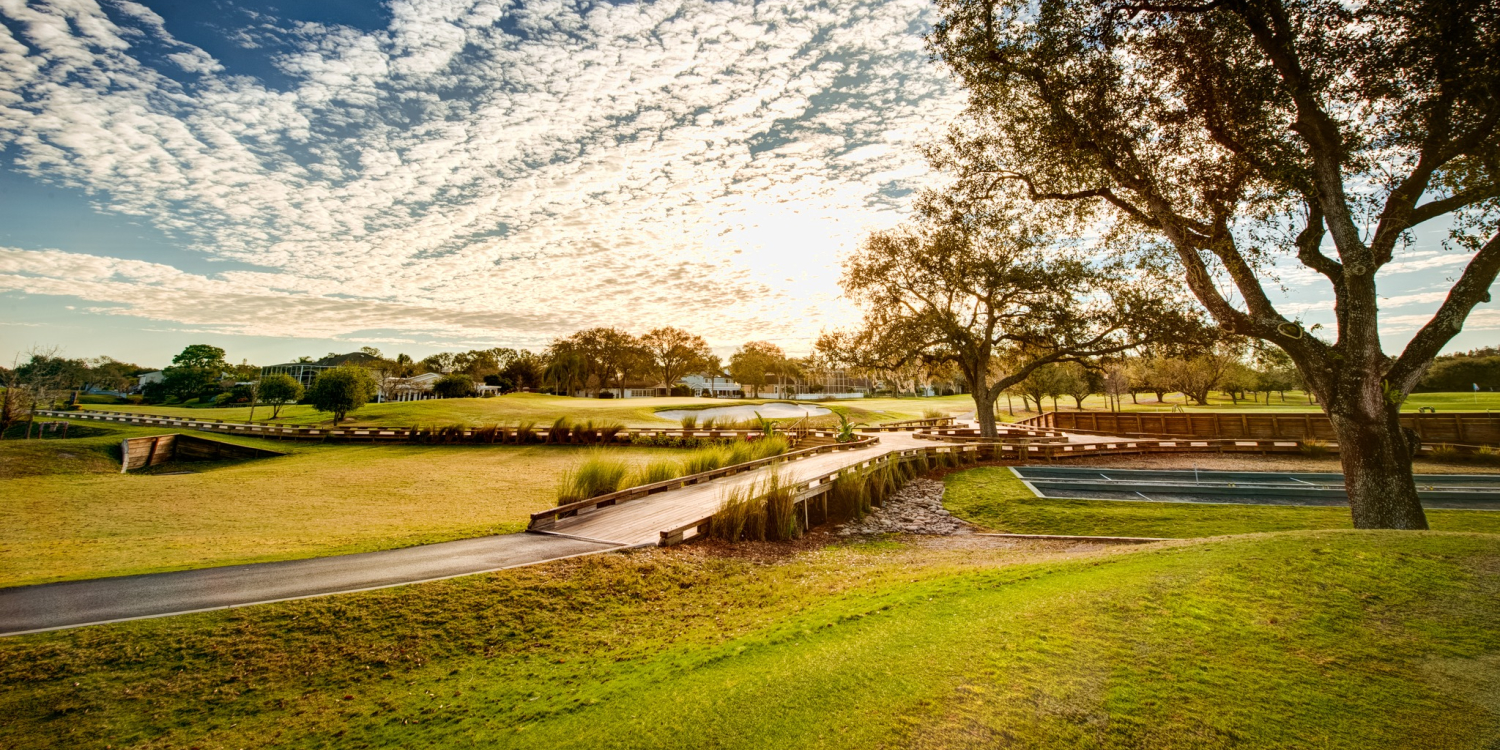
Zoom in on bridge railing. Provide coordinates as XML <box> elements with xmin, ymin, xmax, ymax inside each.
<box><xmin>529</xmin><ymin>436</ymin><xmax>883</xmax><ymax>531</ymax></box>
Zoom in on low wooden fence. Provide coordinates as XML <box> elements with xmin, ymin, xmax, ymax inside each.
<box><xmin>529</xmin><ymin>436</ymin><xmax>883</xmax><ymax>532</ymax></box>
<box><xmin>40</xmin><ymin>410</ymin><xmax>780</xmax><ymax>445</ymax></box>
<box><xmin>915</xmin><ymin>426</ymin><xmax>1071</xmax><ymax>444</ymax></box>
<box><xmin>1019</xmin><ymin>410</ymin><xmax>1500</xmax><ymax>446</ymax></box>
<box><xmin>120</xmin><ymin>433</ymin><xmax>284</xmax><ymax>472</ymax></box>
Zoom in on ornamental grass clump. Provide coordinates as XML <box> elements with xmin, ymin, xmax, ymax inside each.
<box><xmin>750</xmin><ymin>435</ymin><xmax>790</xmax><ymax>461</ymax></box>
<box><xmin>680</xmin><ymin>414</ymin><xmax>698</xmax><ymax>429</ymax></box>
<box><xmin>682</xmin><ymin>446</ymin><xmax>730</xmax><ymax>475</ymax></box>
<box><xmin>1428</xmin><ymin>443</ymin><xmax>1462</xmax><ymax>462</ymax></box>
<box><xmin>555</xmin><ymin>450</ymin><xmax>629</xmax><ymax>505</ymax></box>
<box><xmin>473</xmin><ymin>424</ymin><xmax>501</xmax><ymax>444</ymax></box>
<box><xmin>708</xmin><ymin>472</ymin><xmax>799</xmax><ymax>542</ymax></box>
<box><xmin>632</xmin><ymin>457</ymin><xmax>683</xmax><ymax>487</ymax></box>
<box><xmin>548</xmin><ymin>417</ymin><xmax>572</xmax><ymax>445</ymax></box>
<box><xmin>724</xmin><ymin>440</ymin><xmax>755</xmax><ymax>466</ymax></box>
<box><xmin>700</xmin><ymin>416</ymin><xmax>718</xmax><ymax>430</ymax></box>
<box><xmin>1299</xmin><ymin>438</ymin><xmax>1330</xmax><ymax>457</ymax></box>
<box><xmin>826</xmin><ymin>470</ymin><xmax>871</xmax><ymax>523</ymax></box>
<box><xmin>922</xmin><ymin>408</ymin><xmax>945</xmax><ymax>420</ymax></box>
<box><xmin>598</xmin><ymin>423</ymin><xmax>625</xmax><ymax>444</ymax></box>
<box><xmin>513</xmin><ymin>421</ymin><xmax>537</xmax><ymax>444</ymax></box>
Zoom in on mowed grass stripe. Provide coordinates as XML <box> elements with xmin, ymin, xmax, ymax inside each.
<box><xmin>945</xmin><ymin>466</ymin><xmax>1500</xmax><ymax>538</ymax></box>
<box><xmin>0</xmin><ymin>532</ymin><xmax>1496</xmax><ymax>748</ymax></box>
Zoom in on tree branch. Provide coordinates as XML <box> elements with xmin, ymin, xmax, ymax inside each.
<box><xmin>1386</xmin><ymin>231</ymin><xmax>1500</xmax><ymax>392</ymax></box>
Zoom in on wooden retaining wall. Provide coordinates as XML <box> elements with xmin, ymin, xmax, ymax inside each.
<box><xmin>1023</xmin><ymin>410</ymin><xmax>1500</xmax><ymax>445</ymax></box>
<box><xmin>120</xmin><ymin>434</ymin><xmax>284</xmax><ymax>472</ymax></box>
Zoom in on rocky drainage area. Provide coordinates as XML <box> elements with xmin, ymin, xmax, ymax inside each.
<box><xmin>837</xmin><ymin>478</ymin><xmax>974</xmax><ymax>536</ymax></box>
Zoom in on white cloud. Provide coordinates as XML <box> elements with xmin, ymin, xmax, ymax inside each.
<box><xmin>0</xmin><ymin>0</ymin><xmax>961</xmax><ymax>350</ymax></box>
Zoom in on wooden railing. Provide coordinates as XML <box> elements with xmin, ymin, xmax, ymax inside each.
<box><xmin>528</xmin><ymin>436</ymin><xmax>883</xmax><ymax>531</ymax></box>
<box><xmin>1021</xmin><ymin>410</ymin><xmax>1500</xmax><ymax>445</ymax></box>
<box><xmin>37</xmin><ymin>409</ymin><xmax>783</xmax><ymax>444</ymax></box>
<box><xmin>879</xmin><ymin>416</ymin><xmax>957</xmax><ymax>428</ymax></box>
<box><xmin>657</xmin><ymin>442</ymin><xmax>986</xmax><ymax>546</ymax></box>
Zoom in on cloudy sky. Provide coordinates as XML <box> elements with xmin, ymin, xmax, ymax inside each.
<box><xmin>0</xmin><ymin>0</ymin><xmax>1492</xmax><ymax>368</ymax></box>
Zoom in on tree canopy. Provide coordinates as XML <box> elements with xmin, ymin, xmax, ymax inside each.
<box><xmin>928</xmin><ymin>0</ymin><xmax>1499</xmax><ymax>528</ymax></box>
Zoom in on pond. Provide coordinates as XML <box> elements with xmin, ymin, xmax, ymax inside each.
<box><xmin>655</xmin><ymin>402</ymin><xmax>832</xmax><ymax>422</ymax></box>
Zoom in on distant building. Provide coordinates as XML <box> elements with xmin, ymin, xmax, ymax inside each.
<box><xmin>137</xmin><ymin>371</ymin><xmax>164</xmax><ymax>388</ymax></box>
<box><xmin>261</xmin><ymin>351</ymin><xmax>387</xmax><ymax>389</ymax></box>
<box><xmin>679</xmin><ymin>374</ymin><xmax>742</xmax><ymax>398</ymax></box>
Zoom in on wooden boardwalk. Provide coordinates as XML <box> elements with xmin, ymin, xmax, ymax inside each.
<box><xmin>539</xmin><ymin>432</ymin><xmax>930</xmax><ymax>546</ymax></box>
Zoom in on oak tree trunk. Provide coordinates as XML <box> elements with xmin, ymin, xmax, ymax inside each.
<box><xmin>973</xmin><ymin>389</ymin><xmax>999</xmax><ymax>437</ymax></box>
<box><xmin>1328</xmin><ymin>405</ymin><xmax>1429</xmax><ymax>529</ymax></box>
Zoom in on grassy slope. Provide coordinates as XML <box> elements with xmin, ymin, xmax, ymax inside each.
<box><xmin>1</xmin><ymin>531</ymin><xmax>1497</xmax><ymax>748</ymax></box>
<box><xmin>0</xmin><ymin>422</ymin><xmax>676</xmax><ymax>586</ymax></box>
<box><xmin>81</xmin><ymin>393</ymin><xmax>978</xmax><ymax>427</ymax></box>
<box><xmin>944</xmin><ymin>466</ymin><xmax>1500</xmax><ymax>537</ymax></box>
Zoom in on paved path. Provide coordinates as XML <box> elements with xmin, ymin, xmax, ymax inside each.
<box><xmin>0</xmin><ymin>533</ymin><xmax>618</xmax><ymax>636</ymax></box>
<box><xmin>550</xmin><ymin>432</ymin><xmax>929</xmax><ymax>545</ymax></box>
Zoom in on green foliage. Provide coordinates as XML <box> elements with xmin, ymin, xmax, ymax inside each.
<box><xmin>256</xmin><ymin>373</ymin><xmax>304</xmax><ymax>418</ymax></box>
<box><xmin>307</xmin><ymin>366</ymin><xmax>377</xmax><ymax>425</ymax></box>
<box><xmin>432</xmin><ymin>373</ymin><xmax>478</xmax><ymax>399</ymax></box>
<box><xmin>555</xmin><ymin>450</ymin><xmax>630</xmax><ymax>505</ymax></box>
<box><xmin>708</xmin><ymin>472</ymin><xmax>799</xmax><ymax>542</ymax></box>
<box><xmin>942</xmin><ymin>467</ymin><xmax>1500</xmax><ymax>538</ymax></box>
<box><xmin>679</xmin><ymin>414</ymin><xmax>697</xmax><ymax>429</ymax></box>
<box><xmin>632</xmin><ymin>458</ymin><xmax>684</xmax><ymax>487</ymax></box>
<box><xmin>835</xmin><ymin>412</ymin><xmax>863</xmax><ymax>443</ymax></box>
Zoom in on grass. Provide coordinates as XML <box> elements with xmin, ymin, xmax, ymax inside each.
<box><xmin>944</xmin><ymin>466</ymin><xmax>1500</xmax><ymax>537</ymax></box>
<box><xmin>0</xmin><ymin>421</ymin><xmax>678</xmax><ymax>587</ymax></box>
<box><xmin>78</xmin><ymin>392</ymin><xmax>981</xmax><ymax>428</ymax></box>
<box><xmin>555</xmin><ymin>436</ymin><xmax>791</xmax><ymax>505</ymax></box>
<box><xmin>1</xmin><ymin>531</ymin><xmax>1497</xmax><ymax>748</ymax></box>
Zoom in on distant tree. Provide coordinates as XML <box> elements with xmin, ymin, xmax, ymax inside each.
<box><xmin>256</xmin><ymin>373</ymin><xmax>304</xmax><ymax>419</ymax></box>
<box><xmin>555</xmin><ymin>328</ymin><xmax>644</xmax><ymax>397</ymax></box>
<box><xmin>1163</xmin><ymin>341</ymin><xmax>1246</xmax><ymax>406</ymax></box>
<box><xmin>543</xmin><ymin>349</ymin><xmax>588</xmax><ymax>396</ymax></box>
<box><xmin>1058</xmin><ymin>362</ymin><xmax>1103</xmax><ymax>410</ymax></box>
<box><xmin>831</xmin><ymin>184</ymin><xmax>1198</xmax><ymax>436</ymax></box>
<box><xmin>640</xmin><ymin>327</ymin><xmax>712</xmax><ymax>388</ymax></box>
<box><xmin>728</xmin><ymin>342</ymin><xmax>788</xmax><ymax>398</ymax></box>
<box><xmin>500</xmin><ymin>350</ymin><xmax>544</xmax><ymax>390</ymax></box>
<box><xmin>433</xmin><ymin>373</ymin><xmax>479</xmax><ymax>399</ymax></box>
<box><xmin>420</xmin><ymin>352</ymin><xmax>456</xmax><ymax>374</ymax></box>
<box><xmin>82</xmin><ymin>357</ymin><xmax>141</xmax><ymax>394</ymax></box>
<box><xmin>159</xmin><ymin>344</ymin><xmax>228</xmax><ymax>400</ymax></box>
<box><xmin>15</xmin><ymin>350</ymin><xmax>87</xmax><ymax>410</ymax></box>
<box><xmin>308</xmin><ymin>366</ymin><xmax>377</xmax><ymax>425</ymax></box>
<box><xmin>1416</xmin><ymin>355</ymin><xmax>1500</xmax><ymax>392</ymax></box>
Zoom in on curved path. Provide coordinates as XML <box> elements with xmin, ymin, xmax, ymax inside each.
<box><xmin>0</xmin><ymin>533</ymin><xmax>618</xmax><ymax>637</ymax></box>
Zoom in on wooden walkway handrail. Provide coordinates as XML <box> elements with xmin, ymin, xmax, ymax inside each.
<box><xmin>530</xmin><ymin>436</ymin><xmax>883</xmax><ymax>529</ymax></box>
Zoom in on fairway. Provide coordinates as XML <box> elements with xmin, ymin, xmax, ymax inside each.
<box><xmin>1</xmin><ymin>531</ymin><xmax>1496</xmax><ymax>749</ymax></box>
<box><xmin>81</xmin><ymin>392</ymin><xmax>978</xmax><ymax>427</ymax></box>
<box><xmin>945</xmin><ymin>466</ymin><xmax>1500</xmax><ymax>537</ymax></box>
<box><xmin>0</xmin><ymin>422</ymin><xmax>678</xmax><ymax>587</ymax></box>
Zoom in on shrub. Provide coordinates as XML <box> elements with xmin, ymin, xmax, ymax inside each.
<box><xmin>1475</xmin><ymin>445</ymin><xmax>1500</xmax><ymax>465</ymax></box>
<box><xmin>922</xmin><ymin>408</ymin><xmax>945</xmax><ymax>420</ymax></box>
<box><xmin>433</xmin><ymin>373</ymin><xmax>478</xmax><ymax>399</ymax></box>
<box><xmin>555</xmin><ymin>450</ymin><xmax>630</xmax><ymax>505</ymax></box>
<box><xmin>598</xmin><ymin>391</ymin><xmax>615</xmax><ymax>399</ymax></box>
<box><xmin>670</xmin><ymin>384</ymin><xmax>692</xmax><ymax>397</ymax></box>
<box><xmin>256</xmin><ymin>373</ymin><xmax>303</xmax><ymax>418</ymax></box>
<box><xmin>308</xmin><ymin>366</ymin><xmax>377</xmax><ymax>425</ymax></box>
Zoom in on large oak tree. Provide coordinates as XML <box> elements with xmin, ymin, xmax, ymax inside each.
<box><xmin>830</xmin><ymin>188</ymin><xmax>1198</xmax><ymax>436</ymax></box>
<box><xmin>929</xmin><ymin>0</ymin><xmax>1499</xmax><ymax>528</ymax></box>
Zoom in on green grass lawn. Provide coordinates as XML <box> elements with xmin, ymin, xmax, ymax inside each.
<box><xmin>80</xmin><ymin>392</ymin><xmax>978</xmax><ymax>428</ymax></box>
<box><xmin>0</xmin><ymin>421</ymin><xmax>678</xmax><ymax>587</ymax></box>
<box><xmin>1</xmin><ymin>530</ymin><xmax>1497</xmax><ymax>748</ymax></box>
<box><xmin>992</xmin><ymin>389</ymin><xmax>1500</xmax><ymax>421</ymax></box>
<box><xmin>944</xmin><ymin>466</ymin><xmax>1500</xmax><ymax>537</ymax></box>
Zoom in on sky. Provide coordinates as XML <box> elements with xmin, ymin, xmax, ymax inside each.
<box><xmin>0</xmin><ymin>0</ymin><xmax>1494</xmax><ymax>369</ymax></box>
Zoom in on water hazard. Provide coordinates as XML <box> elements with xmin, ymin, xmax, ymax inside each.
<box><xmin>655</xmin><ymin>402</ymin><xmax>832</xmax><ymax>422</ymax></box>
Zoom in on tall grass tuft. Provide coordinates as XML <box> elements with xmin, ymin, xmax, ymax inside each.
<box><xmin>680</xmin><ymin>414</ymin><xmax>698</xmax><ymax>429</ymax></box>
<box><xmin>632</xmin><ymin>457</ymin><xmax>683</xmax><ymax>487</ymax></box>
<box><xmin>683</xmin><ymin>446</ymin><xmax>730</xmax><ymax>475</ymax></box>
<box><xmin>1428</xmin><ymin>443</ymin><xmax>1462</xmax><ymax>462</ymax></box>
<box><xmin>555</xmin><ymin>449</ymin><xmax>629</xmax><ymax>505</ymax></box>
<box><xmin>826</xmin><ymin>471</ymin><xmax>870</xmax><ymax>523</ymax></box>
<box><xmin>762</xmin><ymin>472</ymin><xmax>800</xmax><ymax>541</ymax></box>
<box><xmin>922</xmin><ymin>408</ymin><xmax>945</xmax><ymax>420</ymax></box>
<box><xmin>1299</xmin><ymin>438</ymin><xmax>1329</xmax><ymax>457</ymax></box>
<box><xmin>574</xmin><ymin>419</ymin><xmax>596</xmax><ymax>444</ymax></box>
<box><xmin>750</xmin><ymin>434</ymin><xmax>790</xmax><ymax>460</ymax></box>
<box><xmin>549</xmin><ymin>417</ymin><xmax>572</xmax><ymax>445</ymax></box>
<box><xmin>700</xmin><ymin>416</ymin><xmax>718</xmax><ymax>430</ymax></box>
<box><xmin>474</xmin><ymin>424</ymin><xmax>501</xmax><ymax>444</ymax></box>
<box><xmin>513</xmin><ymin>421</ymin><xmax>537</xmax><ymax>445</ymax></box>
<box><xmin>724</xmin><ymin>440</ymin><xmax>755</xmax><ymax>466</ymax></box>
<box><xmin>598</xmin><ymin>422</ymin><xmax>625</xmax><ymax>444</ymax></box>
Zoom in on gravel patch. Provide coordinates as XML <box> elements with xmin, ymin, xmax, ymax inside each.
<box><xmin>838</xmin><ymin>478</ymin><xmax>974</xmax><ymax>536</ymax></box>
